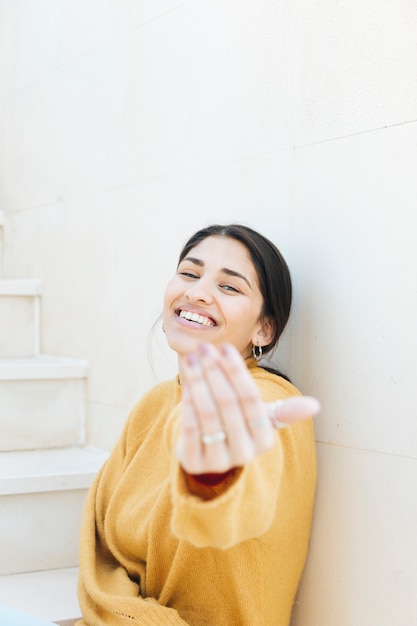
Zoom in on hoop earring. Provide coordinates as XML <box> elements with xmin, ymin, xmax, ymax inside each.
<box><xmin>252</xmin><ymin>344</ymin><xmax>262</xmax><ymax>361</ymax></box>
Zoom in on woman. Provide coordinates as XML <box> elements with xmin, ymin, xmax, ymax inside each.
<box><xmin>77</xmin><ymin>224</ymin><xmax>318</xmax><ymax>626</ymax></box>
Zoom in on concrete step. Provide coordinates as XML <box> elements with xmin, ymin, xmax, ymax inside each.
<box><xmin>0</xmin><ymin>446</ymin><xmax>108</xmax><ymax>575</ymax></box>
<box><xmin>0</xmin><ymin>278</ymin><xmax>42</xmax><ymax>357</ymax></box>
<box><xmin>0</xmin><ymin>567</ymin><xmax>81</xmax><ymax>623</ymax></box>
<box><xmin>0</xmin><ymin>355</ymin><xmax>88</xmax><ymax>452</ymax></box>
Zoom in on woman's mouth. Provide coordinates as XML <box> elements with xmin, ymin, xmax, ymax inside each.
<box><xmin>177</xmin><ymin>309</ymin><xmax>216</xmax><ymax>327</ymax></box>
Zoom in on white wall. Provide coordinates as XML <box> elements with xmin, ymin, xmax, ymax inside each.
<box><xmin>1</xmin><ymin>1</ymin><xmax>416</xmax><ymax>624</ymax></box>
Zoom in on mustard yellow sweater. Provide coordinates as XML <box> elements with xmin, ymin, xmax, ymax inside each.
<box><xmin>77</xmin><ymin>360</ymin><xmax>316</xmax><ymax>626</ymax></box>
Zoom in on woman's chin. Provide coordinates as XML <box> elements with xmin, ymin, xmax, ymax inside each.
<box><xmin>166</xmin><ymin>333</ymin><xmax>203</xmax><ymax>356</ymax></box>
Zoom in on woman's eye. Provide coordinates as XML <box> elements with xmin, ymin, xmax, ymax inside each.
<box><xmin>221</xmin><ymin>284</ymin><xmax>240</xmax><ymax>293</ymax></box>
<box><xmin>178</xmin><ymin>271</ymin><xmax>198</xmax><ymax>279</ymax></box>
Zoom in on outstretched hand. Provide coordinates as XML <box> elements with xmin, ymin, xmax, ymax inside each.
<box><xmin>177</xmin><ymin>342</ymin><xmax>320</xmax><ymax>475</ymax></box>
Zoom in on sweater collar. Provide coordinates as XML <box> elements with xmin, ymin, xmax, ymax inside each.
<box><xmin>176</xmin><ymin>355</ymin><xmax>259</xmax><ymax>389</ymax></box>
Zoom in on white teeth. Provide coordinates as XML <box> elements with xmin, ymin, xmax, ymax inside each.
<box><xmin>179</xmin><ymin>310</ymin><xmax>214</xmax><ymax>327</ymax></box>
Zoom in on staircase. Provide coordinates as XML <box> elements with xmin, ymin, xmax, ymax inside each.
<box><xmin>0</xmin><ymin>210</ymin><xmax>108</xmax><ymax>623</ymax></box>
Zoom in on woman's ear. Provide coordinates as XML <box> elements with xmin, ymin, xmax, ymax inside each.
<box><xmin>253</xmin><ymin>317</ymin><xmax>275</xmax><ymax>347</ymax></box>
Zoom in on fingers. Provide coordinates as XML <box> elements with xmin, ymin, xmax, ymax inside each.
<box><xmin>181</xmin><ymin>350</ymin><xmax>231</xmax><ymax>472</ymax></box>
<box><xmin>176</xmin><ymin>385</ymin><xmax>203</xmax><ymax>474</ymax></box>
<box><xmin>179</xmin><ymin>342</ymin><xmax>275</xmax><ymax>473</ymax></box>
<box><xmin>178</xmin><ymin>342</ymin><xmax>320</xmax><ymax>475</ymax></box>
<box><xmin>192</xmin><ymin>343</ymin><xmax>260</xmax><ymax>465</ymax></box>
<box><xmin>213</xmin><ymin>343</ymin><xmax>276</xmax><ymax>454</ymax></box>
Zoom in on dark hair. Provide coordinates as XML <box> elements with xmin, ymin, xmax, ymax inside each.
<box><xmin>178</xmin><ymin>224</ymin><xmax>292</xmax><ymax>378</ymax></box>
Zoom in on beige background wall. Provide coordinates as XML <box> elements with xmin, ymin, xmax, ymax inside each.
<box><xmin>1</xmin><ymin>1</ymin><xmax>416</xmax><ymax>624</ymax></box>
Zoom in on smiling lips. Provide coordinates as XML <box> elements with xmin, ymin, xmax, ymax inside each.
<box><xmin>178</xmin><ymin>309</ymin><xmax>216</xmax><ymax>327</ymax></box>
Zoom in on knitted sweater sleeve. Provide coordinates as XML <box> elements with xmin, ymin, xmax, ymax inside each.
<box><xmin>169</xmin><ymin>373</ymin><xmax>301</xmax><ymax>549</ymax></box>
<box><xmin>77</xmin><ymin>392</ymin><xmax>192</xmax><ymax>626</ymax></box>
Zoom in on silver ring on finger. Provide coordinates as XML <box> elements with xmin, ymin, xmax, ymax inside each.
<box><xmin>201</xmin><ymin>430</ymin><xmax>226</xmax><ymax>445</ymax></box>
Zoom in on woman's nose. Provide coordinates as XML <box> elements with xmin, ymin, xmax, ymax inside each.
<box><xmin>184</xmin><ymin>279</ymin><xmax>213</xmax><ymax>303</ymax></box>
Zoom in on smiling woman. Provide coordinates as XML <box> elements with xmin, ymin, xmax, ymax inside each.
<box><xmin>76</xmin><ymin>224</ymin><xmax>319</xmax><ymax>626</ymax></box>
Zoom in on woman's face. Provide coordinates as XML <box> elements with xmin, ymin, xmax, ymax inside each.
<box><xmin>163</xmin><ymin>236</ymin><xmax>272</xmax><ymax>358</ymax></box>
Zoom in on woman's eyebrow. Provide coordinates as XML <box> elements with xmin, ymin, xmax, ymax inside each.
<box><xmin>221</xmin><ymin>268</ymin><xmax>252</xmax><ymax>289</ymax></box>
<box><xmin>182</xmin><ymin>256</ymin><xmax>203</xmax><ymax>266</ymax></box>
<box><xmin>182</xmin><ymin>256</ymin><xmax>252</xmax><ymax>289</ymax></box>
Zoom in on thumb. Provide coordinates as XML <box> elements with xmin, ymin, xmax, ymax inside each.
<box><xmin>268</xmin><ymin>396</ymin><xmax>320</xmax><ymax>428</ymax></box>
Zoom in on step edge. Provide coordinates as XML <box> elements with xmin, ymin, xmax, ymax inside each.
<box><xmin>0</xmin><ymin>567</ymin><xmax>80</xmax><ymax>623</ymax></box>
<box><xmin>0</xmin><ymin>471</ymin><xmax>99</xmax><ymax>495</ymax></box>
<box><xmin>0</xmin><ymin>278</ymin><xmax>42</xmax><ymax>296</ymax></box>
<box><xmin>0</xmin><ymin>355</ymin><xmax>89</xmax><ymax>380</ymax></box>
<box><xmin>0</xmin><ymin>446</ymin><xmax>108</xmax><ymax>495</ymax></box>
